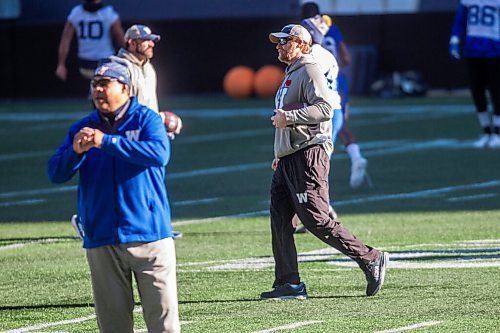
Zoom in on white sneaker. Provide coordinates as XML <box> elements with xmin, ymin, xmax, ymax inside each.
<box><xmin>487</xmin><ymin>134</ymin><xmax>500</xmax><ymax>149</ymax></box>
<box><xmin>350</xmin><ymin>158</ymin><xmax>368</xmax><ymax>189</ymax></box>
<box><xmin>473</xmin><ymin>134</ymin><xmax>490</xmax><ymax>148</ymax></box>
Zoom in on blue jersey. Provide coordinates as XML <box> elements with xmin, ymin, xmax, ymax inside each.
<box><xmin>451</xmin><ymin>0</ymin><xmax>500</xmax><ymax>58</ymax></box>
<box><xmin>321</xmin><ymin>25</ymin><xmax>343</xmax><ymax>60</ymax></box>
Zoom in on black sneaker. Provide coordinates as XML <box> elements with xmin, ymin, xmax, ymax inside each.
<box><xmin>260</xmin><ymin>282</ymin><xmax>308</xmax><ymax>300</ymax></box>
<box><xmin>365</xmin><ymin>252</ymin><xmax>389</xmax><ymax>296</ymax></box>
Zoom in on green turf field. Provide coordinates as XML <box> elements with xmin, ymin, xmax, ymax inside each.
<box><xmin>0</xmin><ymin>95</ymin><xmax>499</xmax><ymax>332</ymax></box>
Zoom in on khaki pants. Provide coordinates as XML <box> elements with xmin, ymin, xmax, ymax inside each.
<box><xmin>86</xmin><ymin>238</ymin><xmax>180</xmax><ymax>333</ymax></box>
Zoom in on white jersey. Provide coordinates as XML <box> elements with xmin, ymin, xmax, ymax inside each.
<box><xmin>67</xmin><ymin>4</ymin><xmax>119</xmax><ymax>61</ymax></box>
<box><xmin>310</xmin><ymin>44</ymin><xmax>342</xmax><ymax>110</ymax></box>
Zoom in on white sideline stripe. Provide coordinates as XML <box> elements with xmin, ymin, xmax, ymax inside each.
<box><xmin>0</xmin><ymin>186</ymin><xmax>77</xmax><ymax>200</ymax></box>
<box><xmin>0</xmin><ymin>199</ymin><xmax>45</xmax><ymax>207</ymax></box>
<box><xmin>171</xmin><ymin>197</ymin><xmax>220</xmax><ymax>207</ymax></box>
<box><xmin>252</xmin><ymin>320</ymin><xmax>323</xmax><ymax>333</ymax></box>
<box><xmin>0</xmin><ymin>150</ymin><xmax>53</xmax><ymax>161</ymax></box>
<box><xmin>0</xmin><ymin>239</ymin><xmax>67</xmax><ymax>251</ymax></box>
<box><xmin>446</xmin><ymin>193</ymin><xmax>497</xmax><ymax>202</ymax></box>
<box><xmin>0</xmin><ymin>314</ymin><xmax>96</xmax><ymax>333</ymax></box>
<box><xmin>374</xmin><ymin>320</ymin><xmax>442</xmax><ymax>333</ymax></box>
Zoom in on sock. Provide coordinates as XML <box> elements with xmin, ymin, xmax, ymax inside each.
<box><xmin>493</xmin><ymin>115</ymin><xmax>500</xmax><ymax>134</ymax></box>
<box><xmin>477</xmin><ymin>112</ymin><xmax>491</xmax><ymax>134</ymax></box>
<box><xmin>346</xmin><ymin>143</ymin><xmax>362</xmax><ymax>162</ymax></box>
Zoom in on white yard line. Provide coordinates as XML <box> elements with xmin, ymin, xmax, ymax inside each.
<box><xmin>252</xmin><ymin>320</ymin><xmax>323</xmax><ymax>333</ymax></box>
<box><xmin>0</xmin><ymin>314</ymin><xmax>96</xmax><ymax>333</ymax></box>
<box><xmin>374</xmin><ymin>320</ymin><xmax>443</xmax><ymax>333</ymax></box>
<box><xmin>334</xmin><ymin>180</ymin><xmax>500</xmax><ymax>206</ymax></box>
<box><xmin>0</xmin><ymin>307</ymin><xmax>191</xmax><ymax>333</ymax></box>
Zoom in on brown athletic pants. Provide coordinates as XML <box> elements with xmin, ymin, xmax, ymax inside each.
<box><xmin>270</xmin><ymin>145</ymin><xmax>379</xmax><ymax>287</ymax></box>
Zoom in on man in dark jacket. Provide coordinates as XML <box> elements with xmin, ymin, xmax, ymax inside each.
<box><xmin>48</xmin><ymin>62</ymin><xmax>180</xmax><ymax>333</ymax></box>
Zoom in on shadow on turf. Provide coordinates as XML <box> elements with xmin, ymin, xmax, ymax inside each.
<box><xmin>0</xmin><ymin>303</ymin><xmax>95</xmax><ymax>311</ymax></box>
<box><xmin>1</xmin><ymin>295</ymin><xmax>364</xmax><ymax>311</ymax></box>
<box><xmin>0</xmin><ymin>236</ymin><xmax>78</xmax><ymax>242</ymax></box>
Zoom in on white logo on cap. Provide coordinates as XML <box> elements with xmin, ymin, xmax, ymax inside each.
<box><xmin>143</xmin><ymin>26</ymin><xmax>152</xmax><ymax>34</ymax></box>
<box><xmin>97</xmin><ymin>66</ymin><xmax>108</xmax><ymax>75</ymax></box>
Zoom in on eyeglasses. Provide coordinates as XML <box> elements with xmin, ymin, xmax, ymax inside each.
<box><xmin>278</xmin><ymin>37</ymin><xmax>292</xmax><ymax>45</ymax></box>
<box><xmin>91</xmin><ymin>78</ymin><xmax>118</xmax><ymax>88</ymax></box>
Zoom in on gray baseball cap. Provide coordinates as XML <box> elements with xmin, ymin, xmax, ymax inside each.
<box><xmin>124</xmin><ymin>24</ymin><xmax>161</xmax><ymax>42</ymax></box>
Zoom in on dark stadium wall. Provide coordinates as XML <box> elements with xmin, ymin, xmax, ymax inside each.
<box><xmin>1</xmin><ymin>12</ymin><xmax>467</xmax><ymax>98</ymax></box>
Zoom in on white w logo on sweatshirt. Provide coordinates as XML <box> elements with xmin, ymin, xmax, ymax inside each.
<box><xmin>296</xmin><ymin>192</ymin><xmax>308</xmax><ymax>204</ymax></box>
<box><xmin>125</xmin><ymin>129</ymin><xmax>141</xmax><ymax>141</ymax></box>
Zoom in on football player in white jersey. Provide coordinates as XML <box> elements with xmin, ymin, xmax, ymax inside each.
<box><xmin>302</xmin><ymin>2</ymin><xmax>369</xmax><ymax>188</ymax></box>
<box><xmin>293</xmin><ymin>15</ymin><xmax>342</xmax><ymax>233</ymax></box>
<box><xmin>55</xmin><ymin>0</ymin><xmax>124</xmax><ymax>82</ymax></box>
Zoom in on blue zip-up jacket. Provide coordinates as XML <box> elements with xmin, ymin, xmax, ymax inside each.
<box><xmin>451</xmin><ymin>0</ymin><xmax>500</xmax><ymax>58</ymax></box>
<box><xmin>48</xmin><ymin>97</ymin><xmax>173</xmax><ymax>248</ymax></box>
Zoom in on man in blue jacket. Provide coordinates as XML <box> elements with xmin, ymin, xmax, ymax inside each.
<box><xmin>48</xmin><ymin>62</ymin><xmax>180</xmax><ymax>333</ymax></box>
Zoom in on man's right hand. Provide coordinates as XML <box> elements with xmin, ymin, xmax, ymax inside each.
<box><xmin>271</xmin><ymin>158</ymin><xmax>279</xmax><ymax>171</ymax></box>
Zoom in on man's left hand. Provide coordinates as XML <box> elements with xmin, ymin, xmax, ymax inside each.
<box><xmin>271</xmin><ymin>109</ymin><xmax>287</xmax><ymax>128</ymax></box>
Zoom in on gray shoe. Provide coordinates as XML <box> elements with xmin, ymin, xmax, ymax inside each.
<box><xmin>364</xmin><ymin>252</ymin><xmax>389</xmax><ymax>296</ymax></box>
<box><xmin>260</xmin><ymin>282</ymin><xmax>308</xmax><ymax>300</ymax></box>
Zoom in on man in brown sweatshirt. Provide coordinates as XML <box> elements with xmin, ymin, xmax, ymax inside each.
<box><xmin>261</xmin><ymin>24</ymin><xmax>389</xmax><ymax>300</ymax></box>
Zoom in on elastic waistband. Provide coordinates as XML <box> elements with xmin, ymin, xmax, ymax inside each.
<box><xmin>281</xmin><ymin>144</ymin><xmax>322</xmax><ymax>160</ymax></box>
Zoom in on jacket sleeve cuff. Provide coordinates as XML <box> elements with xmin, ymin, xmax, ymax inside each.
<box><xmin>101</xmin><ymin>134</ymin><xmax>120</xmax><ymax>150</ymax></box>
<box><xmin>285</xmin><ymin>111</ymin><xmax>296</xmax><ymax>125</ymax></box>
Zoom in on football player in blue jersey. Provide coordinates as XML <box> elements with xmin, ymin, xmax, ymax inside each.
<box><xmin>450</xmin><ymin>0</ymin><xmax>500</xmax><ymax>148</ymax></box>
<box><xmin>301</xmin><ymin>2</ymin><xmax>369</xmax><ymax>188</ymax></box>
